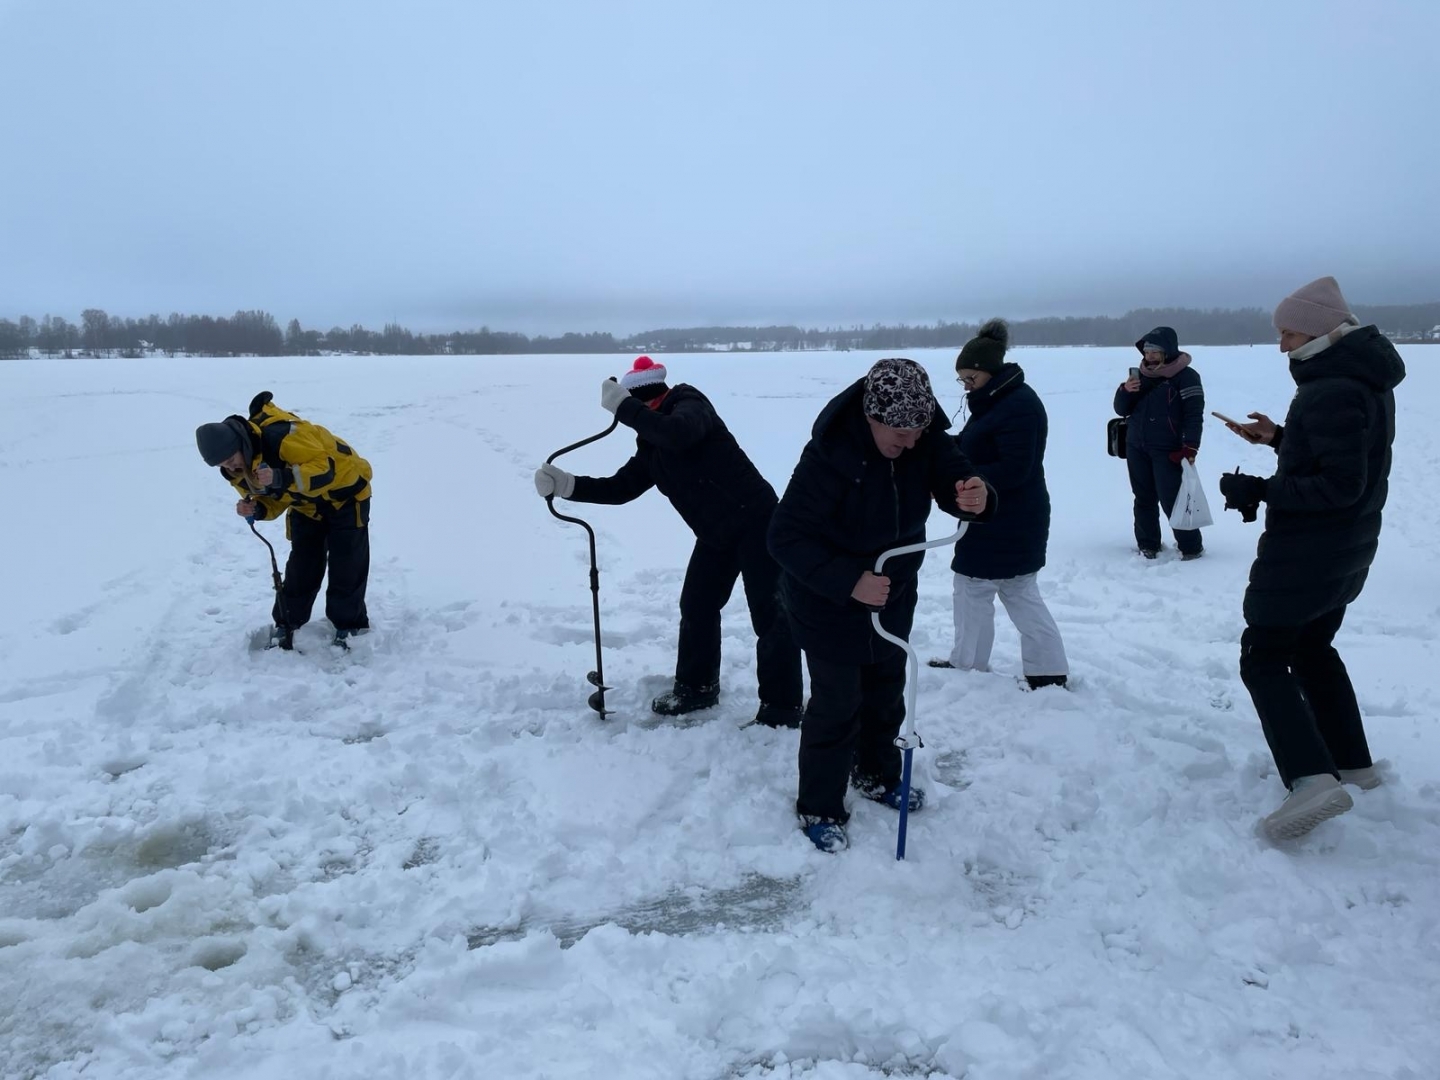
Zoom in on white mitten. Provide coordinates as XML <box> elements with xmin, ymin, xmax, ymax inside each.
<box><xmin>600</xmin><ymin>378</ymin><xmax>629</xmax><ymax>414</ymax></box>
<box><xmin>533</xmin><ymin>463</ymin><xmax>576</xmax><ymax>499</ymax></box>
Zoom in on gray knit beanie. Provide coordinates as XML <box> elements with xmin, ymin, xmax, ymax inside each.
<box><xmin>195</xmin><ymin>417</ymin><xmax>251</xmax><ymax>467</ymax></box>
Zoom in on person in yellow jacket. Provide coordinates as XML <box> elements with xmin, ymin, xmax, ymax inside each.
<box><xmin>196</xmin><ymin>392</ymin><xmax>372</xmax><ymax>648</ymax></box>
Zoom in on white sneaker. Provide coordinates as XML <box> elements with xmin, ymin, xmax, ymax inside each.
<box><xmin>1338</xmin><ymin>765</ymin><xmax>1382</xmax><ymax>790</ymax></box>
<box><xmin>1263</xmin><ymin>774</ymin><xmax>1354</xmax><ymax>841</ymax></box>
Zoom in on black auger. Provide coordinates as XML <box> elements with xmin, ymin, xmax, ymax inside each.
<box><xmin>544</xmin><ymin>380</ymin><xmax>621</xmax><ymax>716</ymax></box>
<box><xmin>247</xmin><ymin>514</ymin><xmax>295</xmax><ymax>650</ymax></box>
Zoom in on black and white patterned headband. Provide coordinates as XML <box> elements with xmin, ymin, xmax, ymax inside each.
<box><xmin>862</xmin><ymin>358</ymin><xmax>935</xmax><ymax>429</ymax></box>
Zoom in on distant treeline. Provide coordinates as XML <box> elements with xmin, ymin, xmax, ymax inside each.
<box><xmin>631</xmin><ymin>302</ymin><xmax>1440</xmax><ymax>352</ymax></box>
<box><xmin>0</xmin><ymin>310</ymin><xmax>622</xmax><ymax>359</ymax></box>
<box><xmin>2</xmin><ymin>302</ymin><xmax>1437</xmax><ymax>359</ymax></box>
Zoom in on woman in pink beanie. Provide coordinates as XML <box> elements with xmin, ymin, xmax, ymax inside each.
<box><xmin>1218</xmin><ymin>276</ymin><xmax>1406</xmax><ymax>840</ymax></box>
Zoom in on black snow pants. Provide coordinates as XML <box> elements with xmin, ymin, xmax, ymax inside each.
<box><xmin>1126</xmin><ymin>447</ymin><xmax>1202</xmax><ymax>556</ymax></box>
<box><xmin>276</xmin><ymin>502</ymin><xmax>371</xmax><ymax>632</ymax></box>
<box><xmin>795</xmin><ymin>649</ymin><xmax>907</xmax><ymax>823</ymax></box>
<box><xmin>674</xmin><ymin>509</ymin><xmax>802</xmax><ymax>708</ymax></box>
<box><xmin>1240</xmin><ymin>605</ymin><xmax>1373</xmax><ymax>789</ymax></box>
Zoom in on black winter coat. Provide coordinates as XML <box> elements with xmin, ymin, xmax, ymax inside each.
<box><xmin>768</xmin><ymin>378</ymin><xmax>995</xmax><ymax>664</ymax></box>
<box><xmin>569</xmin><ymin>384</ymin><xmax>777</xmax><ymax>546</ymax></box>
<box><xmin>951</xmin><ymin>363</ymin><xmax>1050</xmax><ymax>580</ymax></box>
<box><xmin>1114</xmin><ymin>362</ymin><xmax>1204</xmax><ymax>453</ymax></box>
<box><xmin>1244</xmin><ymin>326</ymin><xmax>1405</xmax><ymax>627</ymax></box>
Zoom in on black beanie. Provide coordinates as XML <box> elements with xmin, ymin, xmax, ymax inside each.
<box><xmin>195</xmin><ymin>418</ymin><xmax>248</xmax><ymax>466</ymax></box>
<box><xmin>956</xmin><ymin>318</ymin><xmax>1009</xmax><ymax>375</ymax></box>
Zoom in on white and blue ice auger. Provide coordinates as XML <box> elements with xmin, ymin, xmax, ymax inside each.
<box><xmin>870</xmin><ymin>517</ymin><xmax>971</xmax><ymax>861</ymax></box>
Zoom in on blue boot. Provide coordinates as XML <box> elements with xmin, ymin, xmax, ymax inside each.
<box><xmin>875</xmin><ymin>785</ymin><xmax>926</xmax><ymax>812</ymax></box>
<box><xmin>854</xmin><ymin>773</ymin><xmax>926</xmax><ymax>813</ymax></box>
<box><xmin>800</xmin><ymin>817</ymin><xmax>849</xmax><ymax>853</ymax></box>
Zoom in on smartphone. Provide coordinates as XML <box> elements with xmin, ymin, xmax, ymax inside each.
<box><xmin>1128</xmin><ymin>367</ymin><xmax>1140</xmax><ymax>382</ymax></box>
<box><xmin>1211</xmin><ymin>410</ymin><xmax>1243</xmax><ymax>426</ymax></box>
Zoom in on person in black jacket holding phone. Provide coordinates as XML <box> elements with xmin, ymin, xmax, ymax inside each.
<box><xmin>1113</xmin><ymin>327</ymin><xmax>1205</xmax><ymax>559</ymax></box>
<box><xmin>535</xmin><ymin>357</ymin><xmax>802</xmax><ymax>727</ymax></box>
<box><xmin>768</xmin><ymin>358</ymin><xmax>995</xmax><ymax>853</ymax></box>
<box><xmin>1218</xmin><ymin>276</ymin><xmax>1405</xmax><ymax>840</ymax></box>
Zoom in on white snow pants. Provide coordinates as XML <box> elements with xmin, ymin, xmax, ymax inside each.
<box><xmin>948</xmin><ymin>572</ymin><xmax>1069</xmax><ymax>676</ymax></box>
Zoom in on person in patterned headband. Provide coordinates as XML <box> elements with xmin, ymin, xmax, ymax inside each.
<box><xmin>767</xmin><ymin>357</ymin><xmax>995</xmax><ymax>854</ymax></box>
<box><xmin>862</xmin><ymin>356</ymin><xmax>936</xmax><ymax>430</ymax></box>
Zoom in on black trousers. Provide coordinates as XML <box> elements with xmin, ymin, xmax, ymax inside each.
<box><xmin>276</xmin><ymin>503</ymin><xmax>371</xmax><ymax>631</ymax></box>
<box><xmin>1126</xmin><ymin>448</ymin><xmax>1202</xmax><ymax>555</ymax></box>
<box><xmin>674</xmin><ymin>512</ymin><xmax>801</xmax><ymax>707</ymax></box>
<box><xmin>795</xmin><ymin>650</ymin><xmax>906</xmax><ymax>822</ymax></box>
<box><xmin>1240</xmin><ymin>605</ymin><xmax>1373</xmax><ymax>789</ymax></box>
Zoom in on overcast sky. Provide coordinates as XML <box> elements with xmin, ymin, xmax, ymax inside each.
<box><xmin>1</xmin><ymin>0</ymin><xmax>1436</xmax><ymax>334</ymax></box>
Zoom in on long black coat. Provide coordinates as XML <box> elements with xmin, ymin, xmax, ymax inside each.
<box><xmin>768</xmin><ymin>378</ymin><xmax>995</xmax><ymax>665</ymax></box>
<box><xmin>570</xmin><ymin>384</ymin><xmax>777</xmax><ymax>545</ymax></box>
<box><xmin>950</xmin><ymin>363</ymin><xmax>1050</xmax><ymax>580</ymax></box>
<box><xmin>1244</xmin><ymin>326</ymin><xmax>1405</xmax><ymax>627</ymax></box>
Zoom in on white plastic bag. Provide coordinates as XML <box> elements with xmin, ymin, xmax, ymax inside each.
<box><xmin>1169</xmin><ymin>458</ymin><xmax>1214</xmax><ymax>531</ymax></box>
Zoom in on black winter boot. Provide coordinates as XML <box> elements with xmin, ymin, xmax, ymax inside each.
<box><xmin>753</xmin><ymin>703</ymin><xmax>803</xmax><ymax>729</ymax></box>
<box><xmin>1024</xmin><ymin>674</ymin><xmax>1069</xmax><ymax>691</ymax></box>
<box><xmin>651</xmin><ymin>682</ymin><xmax>720</xmax><ymax>716</ymax></box>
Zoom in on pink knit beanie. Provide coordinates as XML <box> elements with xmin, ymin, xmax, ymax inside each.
<box><xmin>1273</xmin><ymin>276</ymin><xmax>1355</xmax><ymax>337</ymax></box>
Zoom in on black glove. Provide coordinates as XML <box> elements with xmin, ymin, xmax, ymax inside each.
<box><xmin>1219</xmin><ymin>472</ymin><xmax>1267</xmax><ymax>523</ymax></box>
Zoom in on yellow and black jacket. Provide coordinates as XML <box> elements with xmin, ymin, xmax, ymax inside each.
<box><xmin>221</xmin><ymin>392</ymin><xmax>372</xmax><ymax>526</ymax></box>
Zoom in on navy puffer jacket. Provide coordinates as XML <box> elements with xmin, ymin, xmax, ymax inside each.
<box><xmin>951</xmin><ymin>363</ymin><xmax>1050</xmax><ymax>580</ymax></box>
<box><xmin>1114</xmin><ymin>362</ymin><xmax>1204</xmax><ymax>454</ymax></box>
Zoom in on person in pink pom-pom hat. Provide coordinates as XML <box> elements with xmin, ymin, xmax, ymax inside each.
<box><xmin>532</xmin><ymin>356</ymin><xmax>802</xmax><ymax>727</ymax></box>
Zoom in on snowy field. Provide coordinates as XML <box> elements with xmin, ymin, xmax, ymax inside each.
<box><xmin>2</xmin><ymin>346</ymin><xmax>1438</xmax><ymax>1080</ymax></box>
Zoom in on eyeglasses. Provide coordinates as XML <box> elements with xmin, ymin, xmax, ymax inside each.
<box><xmin>957</xmin><ymin>373</ymin><xmax>978</xmax><ymax>387</ymax></box>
